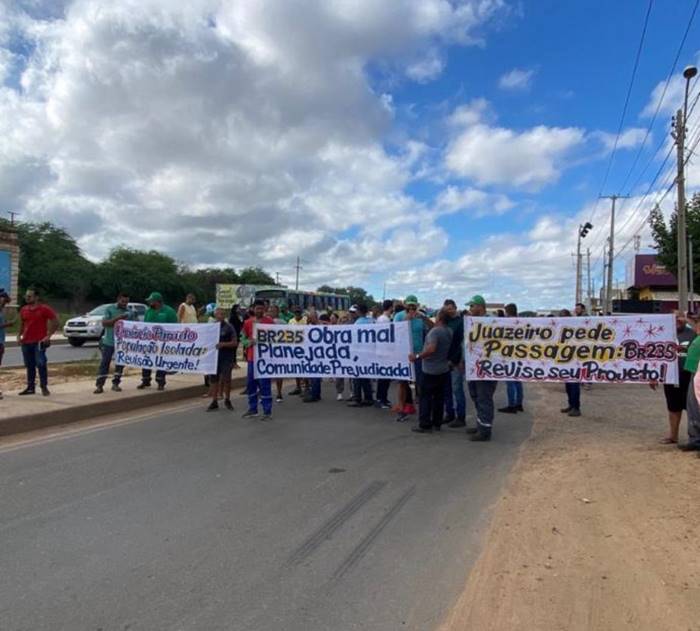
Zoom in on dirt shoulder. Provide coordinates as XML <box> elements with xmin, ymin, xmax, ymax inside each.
<box><xmin>440</xmin><ymin>382</ymin><xmax>700</xmax><ymax>631</ymax></box>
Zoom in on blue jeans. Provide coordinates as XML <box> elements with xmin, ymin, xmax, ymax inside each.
<box><xmin>565</xmin><ymin>383</ymin><xmax>581</xmax><ymax>410</ymax></box>
<box><xmin>310</xmin><ymin>378</ymin><xmax>322</xmax><ymax>400</ymax></box>
<box><xmin>21</xmin><ymin>342</ymin><xmax>48</xmax><ymax>389</ymax></box>
<box><xmin>445</xmin><ymin>368</ymin><xmax>466</xmax><ymax>420</ymax></box>
<box><xmin>96</xmin><ymin>345</ymin><xmax>124</xmax><ymax>387</ymax></box>
<box><xmin>247</xmin><ymin>362</ymin><xmax>272</xmax><ymax>414</ymax></box>
<box><xmin>507</xmin><ymin>381</ymin><xmax>523</xmax><ymax>407</ymax></box>
<box><xmin>468</xmin><ymin>380</ymin><xmax>497</xmax><ymax>437</ymax></box>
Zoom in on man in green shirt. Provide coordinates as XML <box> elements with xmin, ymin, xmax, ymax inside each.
<box><xmin>138</xmin><ymin>291</ymin><xmax>178</xmax><ymax>391</ymax></box>
<box><xmin>94</xmin><ymin>292</ymin><xmax>132</xmax><ymax>394</ymax></box>
<box><xmin>680</xmin><ymin>314</ymin><xmax>700</xmax><ymax>451</ymax></box>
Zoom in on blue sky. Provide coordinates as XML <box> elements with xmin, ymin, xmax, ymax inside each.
<box><xmin>1</xmin><ymin>0</ymin><xmax>698</xmax><ymax>309</ymax></box>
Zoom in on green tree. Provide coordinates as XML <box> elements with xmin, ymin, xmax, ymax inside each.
<box><xmin>239</xmin><ymin>267</ymin><xmax>275</xmax><ymax>285</ymax></box>
<box><xmin>648</xmin><ymin>193</ymin><xmax>700</xmax><ymax>288</ymax></box>
<box><xmin>180</xmin><ymin>267</ymin><xmax>240</xmax><ymax>303</ymax></box>
<box><xmin>95</xmin><ymin>247</ymin><xmax>185</xmax><ymax>305</ymax></box>
<box><xmin>16</xmin><ymin>222</ymin><xmax>96</xmax><ymax>300</ymax></box>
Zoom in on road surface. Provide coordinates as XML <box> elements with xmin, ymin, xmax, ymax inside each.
<box><xmin>2</xmin><ymin>342</ymin><xmax>100</xmax><ymax>368</ymax></box>
<box><xmin>0</xmin><ymin>385</ymin><xmax>531</xmax><ymax>631</ymax></box>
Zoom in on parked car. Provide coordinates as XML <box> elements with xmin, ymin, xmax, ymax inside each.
<box><xmin>63</xmin><ymin>303</ymin><xmax>147</xmax><ymax>346</ymax></box>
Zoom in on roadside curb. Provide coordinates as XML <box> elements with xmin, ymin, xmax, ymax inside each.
<box><xmin>0</xmin><ymin>376</ymin><xmax>247</xmax><ymax>437</ymax></box>
<box><xmin>5</xmin><ymin>338</ymin><xmax>70</xmax><ymax>348</ymax></box>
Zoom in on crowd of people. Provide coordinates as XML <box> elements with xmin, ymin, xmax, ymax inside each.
<box><xmin>4</xmin><ymin>288</ymin><xmax>700</xmax><ymax>452</ymax></box>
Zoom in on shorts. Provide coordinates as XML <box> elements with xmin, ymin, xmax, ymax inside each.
<box><xmin>208</xmin><ymin>358</ymin><xmax>234</xmax><ymax>384</ymax></box>
<box><xmin>664</xmin><ymin>370</ymin><xmax>692</xmax><ymax>412</ymax></box>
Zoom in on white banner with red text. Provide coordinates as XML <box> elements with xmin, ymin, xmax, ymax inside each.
<box><xmin>114</xmin><ymin>320</ymin><xmax>219</xmax><ymax>374</ymax></box>
<box><xmin>464</xmin><ymin>314</ymin><xmax>679</xmax><ymax>384</ymax></box>
<box><xmin>253</xmin><ymin>321</ymin><xmax>414</xmax><ymax>380</ymax></box>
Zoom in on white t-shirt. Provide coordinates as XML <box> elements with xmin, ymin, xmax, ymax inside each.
<box><xmin>377</xmin><ymin>313</ymin><xmax>392</xmax><ymax>323</ymax></box>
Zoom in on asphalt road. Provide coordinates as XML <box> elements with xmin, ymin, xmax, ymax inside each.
<box><xmin>0</xmin><ymin>384</ymin><xmax>532</xmax><ymax>631</ymax></box>
<box><xmin>2</xmin><ymin>342</ymin><xmax>100</xmax><ymax>368</ymax></box>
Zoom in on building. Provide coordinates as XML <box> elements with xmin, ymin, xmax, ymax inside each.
<box><xmin>618</xmin><ymin>253</ymin><xmax>699</xmax><ymax>313</ymax></box>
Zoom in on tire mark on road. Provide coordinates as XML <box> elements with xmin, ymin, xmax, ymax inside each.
<box><xmin>287</xmin><ymin>480</ymin><xmax>386</xmax><ymax>566</ymax></box>
<box><xmin>332</xmin><ymin>485</ymin><xmax>416</xmax><ymax>581</ymax></box>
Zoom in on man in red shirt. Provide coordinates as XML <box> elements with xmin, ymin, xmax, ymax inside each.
<box><xmin>18</xmin><ymin>289</ymin><xmax>59</xmax><ymax>396</ymax></box>
<box><xmin>242</xmin><ymin>299</ymin><xmax>274</xmax><ymax>419</ymax></box>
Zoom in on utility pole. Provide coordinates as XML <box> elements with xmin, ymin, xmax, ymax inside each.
<box><xmin>600</xmin><ymin>194</ymin><xmax>629</xmax><ymax>313</ymax></box>
<box><xmin>675</xmin><ymin>106</ymin><xmax>689</xmax><ymax>314</ymax></box>
<box><xmin>690</xmin><ymin>238</ymin><xmax>695</xmax><ymax>314</ymax></box>
<box><xmin>601</xmin><ymin>242</ymin><xmax>608</xmax><ymax>313</ymax></box>
<box><xmin>586</xmin><ymin>247</ymin><xmax>592</xmax><ymax>312</ymax></box>
<box><xmin>674</xmin><ymin>66</ymin><xmax>698</xmax><ymax>314</ymax></box>
<box><xmin>294</xmin><ymin>256</ymin><xmax>302</xmax><ymax>291</ymax></box>
<box><xmin>275</xmin><ymin>272</ymin><xmax>281</xmax><ymax>285</ymax></box>
<box><xmin>6</xmin><ymin>211</ymin><xmax>18</xmax><ymax>225</ymax></box>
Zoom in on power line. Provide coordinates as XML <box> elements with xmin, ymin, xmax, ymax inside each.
<box><xmin>619</xmin><ymin>0</ymin><xmax>699</xmax><ymax>194</ymax></box>
<box><xmin>586</xmin><ymin>0</ymin><xmax>654</xmax><ymax>228</ymax></box>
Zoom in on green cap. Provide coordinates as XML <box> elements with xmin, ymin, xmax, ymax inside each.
<box><xmin>404</xmin><ymin>294</ymin><xmax>419</xmax><ymax>305</ymax></box>
<box><xmin>468</xmin><ymin>295</ymin><xmax>486</xmax><ymax>307</ymax></box>
<box><xmin>146</xmin><ymin>291</ymin><xmax>163</xmax><ymax>303</ymax></box>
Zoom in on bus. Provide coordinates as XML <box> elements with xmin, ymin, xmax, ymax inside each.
<box><xmin>216</xmin><ymin>284</ymin><xmax>351</xmax><ymax>312</ymax></box>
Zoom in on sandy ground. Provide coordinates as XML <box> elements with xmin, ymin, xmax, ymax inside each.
<box><xmin>440</xmin><ymin>382</ymin><xmax>700</xmax><ymax>631</ymax></box>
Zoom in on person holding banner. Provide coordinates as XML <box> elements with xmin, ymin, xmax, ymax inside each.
<box><xmin>499</xmin><ymin>302</ymin><xmax>525</xmax><ymax>414</ymax></box>
<box><xmin>242</xmin><ymin>300</ymin><xmax>274</xmax><ymax>419</ymax></box>
<box><xmin>443</xmin><ymin>299</ymin><xmax>466</xmax><ymax>427</ymax></box>
<box><xmin>374</xmin><ymin>299</ymin><xmax>395</xmax><ymax>409</ymax></box>
<box><xmin>680</xmin><ymin>315</ymin><xmax>700</xmax><ymax>452</ymax></box>
<box><xmin>466</xmin><ymin>295</ymin><xmax>498</xmax><ymax>441</ymax></box>
<box><xmin>94</xmin><ymin>292</ymin><xmax>132</xmax><ymax>394</ymax></box>
<box><xmin>348</xmin><ymin>304</ymin><xmax>375</xmax><ymax>407</ymax></box>
<box><xmin>410</xmin><ymin>309</ymin><xmax>453</xmax><ymax>433</ymax></box>
<box><xmin>206</xmin><ymin>307</ymin><xmax>238</xmax><ymax>412</ymax></box>
<box><xmin>287</xmin><ymin>306</ymin><xmax>307</xmax><ymax>397</ymax></box>
<box><xmin>558</xmin><ymin>308</ymin><xmax>582</xmax><ymax>417</ymax></box>
<box><xmin>137</xmin><ymin>292</ymin><xmax>177</xmax><ymax>391</ymax></box>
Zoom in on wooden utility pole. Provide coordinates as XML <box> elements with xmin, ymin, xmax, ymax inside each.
<box><xmin>600</xmin><ymin>194</ymin><xmax>629</xmax><ymax>313</ymax></box>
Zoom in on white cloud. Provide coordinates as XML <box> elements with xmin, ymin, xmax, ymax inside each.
<box><xmin>498</xmin><ymin>67</ymin><xmax>535</xmax><ymax>91</ymax></box>
<box><xmin>0</xmin><ymin>0</ymin><xmax>507</xmax><ymax>288</ymax></box>
<box><xmin>445</xmin><ymin>119</ymin><xmax>585</xmax><ymax>189</ymax></box>
<box><xmin>435</xmin><ymin>185</ymin><xmax>514</xmax><ymax>216</ymax></box>
<box><xmin>595</xmin><ymin>127</ymin><xmax>647</xmax><ymax>152</ymax></box>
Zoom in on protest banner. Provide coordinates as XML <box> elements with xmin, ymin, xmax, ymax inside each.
<box><xmin>464</xmin><ymin>314</ymin><xmax>679</xmax><ymax>385</ymax></box>
<box><xmin>215</xmin><ymin>284</ymin><xmax>258</xmax><ymax>309</ymax></box>
<box><xmin>253</xmin><ymin>321</ymin><xmax>414</xmax><ymax>380</ymax></box>
<box><xmin>114</xmin><ymin>321</ymin><xmax>219</xmax><ymax>375</ymax></box>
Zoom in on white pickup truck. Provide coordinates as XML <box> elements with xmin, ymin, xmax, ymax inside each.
<box><xmin>63</xmin><ymin>302</ymin><xmax>147</xmax><ymax>346</ymax></box>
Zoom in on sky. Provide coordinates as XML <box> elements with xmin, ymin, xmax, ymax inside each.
<box><xmin>1</xmin><ymin>0</ymin><xmax>700</xmax><ymax>310</ymax></box>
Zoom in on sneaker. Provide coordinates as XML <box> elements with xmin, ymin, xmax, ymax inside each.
<box><xmin>515</xmin><ymin>404</ymin><xmax>524</xmax><ymax>412</ymax></box>
<box><xmin>137</xmin><ymin>383</ymin><xmax>150</xmax><ymax>390</ymax></box>
<box><xmin>443</xmin><ymin>414</ymin><xmax>455</xmax><ymax>425</ymax></box>
<box><xmin>41</xmin><ymin>387</ymin><xmax>50</xmax><ymax>397</ymax></box>
<box><xmin>207</xmin><ymin>401</ymin><xmax>219</xmax><ymax>412</ymax></box>
<box><xmin>289</xmin><ymin>388</ymin><xmax>302</xmax><ymax>396</ymax></box>
<box><xmin>360</xmin><ymin>400</ymin><xmax>375</xmax><ymax>407</ymax></box>
<box><xmin>347</xmin><ymin>401</ymin><xmax>363</xmax><ymax>408</ymax></box>
<box><xmin>378</xmin><ymin>400</ymin><xmax>392</xmax><ymax>410</ymax></box>
<box><xmin>411</xmin><ymin>425</ymin><xmax>432</xmax><ymax>434</ymax></box>
<box><xmin>466</xmin><ymin>427</ymin><xmax>478</xmax><ymax>435</ymax></box>
<box><xmin>260</xmin><ymin>414</ymin><xmax>272</xmax><ymax>421</ymax></box>
<box><xmin>448</xmin><ymin>419</ymin><xmax>466</xmax><ymax>428</ymax></box>
<box><xmin>242</xmin><ymin>410</ymin><xmax>259</xmax><ymax>418</ymax></box>
<box><xmin>567</xmin><ymin>409</ymin><xmax>581</xmax><ymax>417</ymax></box>
<box><xmin>469</xmin><ymin>432</ymin><xmax>491</xmax><ymax>442</ymax></box>
<box><xmin>157</xmin><ymin>384</ymin><xmax>165</xmax><ymax>392</ymax></box>
<box><xmin>678</xmin><ymin>443</ymin><xmax>700</xmax><ymax>452</ymax></box>
<box><xmin>111</xmin><ymin>384</ymin><xmax>122</xmax><ymax>392</ymax></box>
<box><xmin>336</xmin><ymin>393</ymin><xmax>344</xmax><ymax>401</ymax></box>
<box><xmin>224</xmin><ymin>399</ymin><xmax>234</xmax><ymax>411</ymax></box>
<box><xmin>303</xmin><ymin>396</ymin><xmax>320</xmax><ymax>403</ymax></box>
<box><xmin>18</xmin><ymin>388</ymin><xmax>36</xmax><ymax>396</ymax></box>
<box><xmin>94</xmin><ymin>386</ymin><xmax>104</xmax><ymax>394</ymax></box>
<box><xmin>276</xmin><ymin>395</ymin><xmax>283</xmax><ymax>402</ymax></box>
<box><xmin>498</xmin><ymin>406</ymin><xmax>517</xmax><ymax>414</ymax></box>
<box><xmin>560</xmin><ymin>406</ymin><xmax>571</xmax><ymax>413</ymax></box>
<box><xmin>396</xmin><ymin>413</ymin><xmax>408</xmax><ymax>423</ymax></box>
